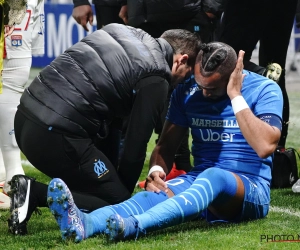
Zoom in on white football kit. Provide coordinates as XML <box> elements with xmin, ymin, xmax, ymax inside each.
<box><xmin>0</xmin><ymin>0</ymin><xmax>44</xmax><ymax>197</ymax></box>
<box><xmin>5</xmin><ymin>0</ymin><xmax>44</xmax><ymax>60</ymax></box>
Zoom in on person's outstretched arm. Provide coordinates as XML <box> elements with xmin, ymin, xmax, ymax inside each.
<box><xmin>118</xmin><ymin>5</ymin><xmax>128</xmax><ymax>24</ymax></box>
<box><xmin>72</xmin><ymin>0</ymin><xmax>93</xmax><ymax>31</ymax></box>
<box><xmin>146</xmin><ymin>120</ymin><xmax>188</xmax><ymax>193</ymax></box>
<box><xmin>117</xmin><ymin>76</ymin><xmax>169</xmax><ymax>194</ymax></box>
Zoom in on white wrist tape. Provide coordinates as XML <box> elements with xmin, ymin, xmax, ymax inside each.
<box><xmin>148</xmin><ymin>165</ymin><xmax>166</xmax><ymax>180</ymax></box>
<box><xmin>231</xmin><ymin>95</ymin><xmax>249</xmax><ymax>115</ymax></box>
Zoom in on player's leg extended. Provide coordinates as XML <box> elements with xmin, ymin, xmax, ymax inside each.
<box><xmin>107</xmin><ymin>168</ymin><xmax>246</xmax><ymax>241</ymax></box>
<box><xmin>0</xmin><ymin>57</ymin><xmax>31</xmax><ymax>193</ymax></box>
<box><xmin>47</xmin><ymin>178</ymin><xmax>169</xmax><ymax>242</ymax></box>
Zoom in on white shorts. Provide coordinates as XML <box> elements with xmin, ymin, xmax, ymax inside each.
<box><xmin>4</xmin><ymin>0</ymin><xmax>45</xmax><ymax>59</ymax></box>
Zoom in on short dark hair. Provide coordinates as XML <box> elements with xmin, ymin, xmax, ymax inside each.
<box><xmin>196</xmin><ymin>42</ymin><xmax>237</xmax><ymax>81</ymax></box>
<box><xmin>160</xmin><ymin>29</ymin><xmax>202</xmax><ymax>67</ymax></box>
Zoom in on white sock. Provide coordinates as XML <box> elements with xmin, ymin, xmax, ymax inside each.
<box><xmin>0</xmin><ymin>57</ymin><xmax>31</xmax><ymax>192</ymax></box>
<box><xmin>0</xmin><ymin>103</ymin><xmax>25</xmax><ymax>193</ymax></box>
<box><xmin>0</xmin><ymin>150</ymin><xmax>6</xmax><ymax>183</ymax></box>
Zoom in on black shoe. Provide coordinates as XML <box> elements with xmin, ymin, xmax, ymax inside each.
<box><xmin>7</xmin><ymin>175</ymin><xmax>37</xmax><ymax>235</ymax></box>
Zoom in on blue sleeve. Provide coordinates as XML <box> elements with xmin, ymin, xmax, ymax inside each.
<box><xmin>166</xmin><ymin>84</ymin><xmax>191</xmax><ymax>128</ymax></box>
<box><xmin>252</xmin><ymin>80</ymin><xmax>283</xmax><ymax>119</ymax></box>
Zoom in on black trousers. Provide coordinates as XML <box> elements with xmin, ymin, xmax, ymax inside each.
<box><xmin>218</xmin><ymin>0</ymin><xmax>298</xmax><ymax>147</ymax></box>
<box><xmin>94</xmin><ymin>5</ymin><xmax>124</xmax><ymax>29</ymax></box>
<box><xmin>137</xmin><ymin>9</ymin><xmax>217</xmax><ymax>42</ymax></box>
<box><xmin>14</xmin><ymin>111</ymin><xmax>130</xmax><ymax>212</ymax></box>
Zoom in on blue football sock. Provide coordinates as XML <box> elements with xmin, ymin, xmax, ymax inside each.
<box><xmin>89</xmin><ymin>190</ymin><xmax>168</xmax><ymax>235</ymax></box>
<box><xmin>106</xmin><ymin>214</ymin><xmax>140</xmax><ymax>241</ymax></box>
<box><xmin>134</xmin><ymin>168</ymin><xmax>238</xmax><ymax>232</ymax></box>
<box><xmin>48</xmin><ymin>177</ymin><xmax>169</xmax><ymax>239</ymax></box>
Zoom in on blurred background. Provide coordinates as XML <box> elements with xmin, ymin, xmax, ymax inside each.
<box><xmin>35</xmin><ymin>1</ymin><xmax>300</xmax><ymax>74</ymax></box>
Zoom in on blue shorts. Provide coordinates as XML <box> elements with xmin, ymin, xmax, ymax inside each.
<box><xmin>166</xmin><ymin>171</ymin><xmax>270</xmax><ymax>223</ymax></box>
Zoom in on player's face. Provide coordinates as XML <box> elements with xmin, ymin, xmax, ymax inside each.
<box><xmin>194</xmin><ymin>67</ymin><xmax>227</xmax><ymax>100</ymax></box>
<box><xmin>171</xmin><ymin>64</ymin><xmax>192</xmax><ymax>86</ymax></box>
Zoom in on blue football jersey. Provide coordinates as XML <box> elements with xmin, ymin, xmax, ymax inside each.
<box><xmin>167</xmin><ymin>70</ymin><xmax>283</xmax><ymax>182</ymax></box>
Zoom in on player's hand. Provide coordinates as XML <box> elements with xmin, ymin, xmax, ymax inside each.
<box><xmin>4</xmin><ymin>25</ymin><xmax>15</xmax><ymax>37</ymax></box>
<box><xmin>144</xmin><ymin>171</ymin><xmax>168</xmax><ymax>193</ymax></box>
<box><xmin>119</xmin><ymin>5</ymin><xmax>128</xmax><ymax>24</ymax></box>
<box><xmin>227</xmin><ymin>50</ymin><xmax>246</xmax><ymax>100</ymax></box>
<box><xmin>72</xmin><ymin>5</ymin><xmax>93</xmax><ymax>31</ymax></box>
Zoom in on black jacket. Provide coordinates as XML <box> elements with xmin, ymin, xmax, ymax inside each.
<box><xmin>126</xmin><ymin>0</ymin><xmax>227</xmax><ymax>27</ymax></box>
<box><xmin>296</xmin><ymin>0</ymin><xmax>300</xmax><ymax>29</ymax></box>
<box><xmin>19</xmin><ymin>24</ymin><xmax>173</xmax><ymax>192</ymax></box>
<box><xmin>72</xmin><ymin>0</ymin><xmax>227</xmax><ymax>20</ymax></box>
<box><xmin>127</xmin><ymin>0</ymin><xmax>201</xmax><ymax>27</ymax></box>
<box><xmin>73</xmin><ymin>0</ymin><xmax>122</xmax><ymax>8</ymax></box>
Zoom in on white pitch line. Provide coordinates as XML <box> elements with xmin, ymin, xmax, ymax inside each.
<box><xmin>269</xmin><ymin>206</ymin><xmax>300</xmax><ymax>218</ymax></box>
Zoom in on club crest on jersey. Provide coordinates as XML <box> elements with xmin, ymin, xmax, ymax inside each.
<box><xmin>11</xmin><ymin>35</ymin><xmax>22</xmax><ymax>47</ymax></box>
<box><xmin>94</xmin><ymin>159</ymin><xmax>109</xmax><ymax>178</ymax></box>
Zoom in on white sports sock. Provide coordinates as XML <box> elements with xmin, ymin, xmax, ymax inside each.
<box><xmin>0</xmin><ymin>150</ymin><xmax>6</xmax><ymax>183</ymax></box>
<box><xmin>0</xmin><ymin>57</ymin><xmax>31</xmax><ymax>192</ymax></box>
<box><xmin>0</xmin><ymin>103</ymin><xmax>24</xmax><ymax>193</ymax></box>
